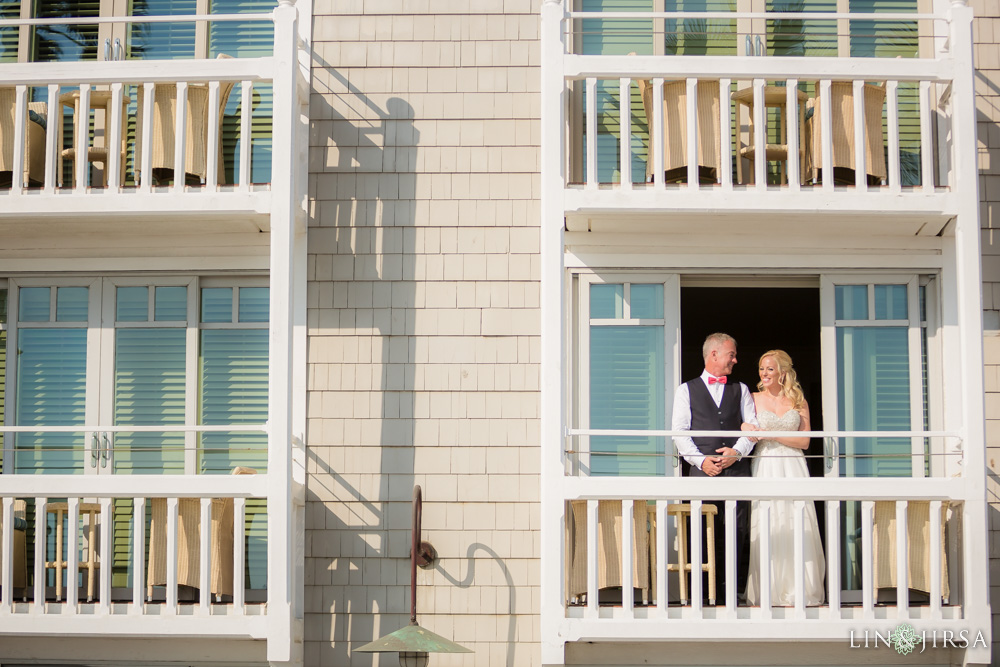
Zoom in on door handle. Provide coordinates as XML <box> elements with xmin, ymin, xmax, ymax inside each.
<box><xmin>101</xmin><ymin>433</ymin><xmax>110</xmax><ymax>469</ymax></box>
<box><xmin>755</xmin><ymin>34</ymin><xmax>763</xmax><ymax>57</ymax></box>
<box><xmin>745</xmin><ymin>35</ymin><xmax>753</xmax><ymax>56</ymax></box>
<box><xmin>103</xmin><ymin>38</ymin><xmax>111</xmax><ymax>62</ymax></box>
<box><xmin>91</xmin><ymin>433</ymin><xmax>100</xmax><ymax>467</ymax></box>
<box><xmin>114</xmin><ymin>38</ymin><xmax>123</xmax><ymax>61</ymax></box>
<box><xmin>823</xmin><ymin>436</ymin><xmax>838</xmax><ymax>473</ymax></box>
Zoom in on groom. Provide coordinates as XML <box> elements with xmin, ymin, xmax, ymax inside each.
<box><xmin>670</xmin><ymin>332</ymin><xmax>758</xmax><ymax>604</ymax></box>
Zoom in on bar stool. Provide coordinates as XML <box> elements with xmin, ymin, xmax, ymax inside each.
<box><xmin>660</xmin><ymin>503</ymin><xmax>717</xmax><ymax>605</ymax></box>
<box><xmin>45</xmin><ymin>502</ymin><xmax>101</xmax><ymax>602</ymax></box>
<box><xmin>58</xmin><ymin>90</ymin><xmax>130</xmax><ymax>187</ymax></box>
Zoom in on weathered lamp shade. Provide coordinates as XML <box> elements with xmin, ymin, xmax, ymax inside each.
<box><xmin>355</xmin><ymin>622</ymin><xmax>472</xmax><ymax>661</ymax></box>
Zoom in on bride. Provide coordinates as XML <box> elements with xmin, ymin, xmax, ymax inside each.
<box><xmin>743</xmin><ymin>350</ymin><xmax>825</xmax><ymax>606</ymax></box>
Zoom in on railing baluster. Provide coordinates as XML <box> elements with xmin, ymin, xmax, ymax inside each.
<box><xmin>652</xmin><ymin>78</ymin><xmax>664</xmax><ymax>189</ymax></box>
<box><xmin>759</xmin><ymin>501</ymin><xmax>771</xmax><ymax>618</ymax></box>
<box><xmin>826</xmin><ymin>500</ymin><xmax>840</xmax><ymax>613</ymax></box>
<box><xmin>66</xmin><ymin>498</ymin><xmax>79</xmax><ymax>611</ymax></box>
<box><xmin>895</xmin><ymin>500</ymin><xmax>909</xmax><ymax>618</ymax></box>
<box><xmin>44</xmin><ymin>84</ymin><xmax>59</xmax><ymax>192</ymax></box>
<box><xmin>690</xmin><ymin>500</ymin><xmax>703</xmax><ymax>614</ymax></box>
<box><xmin>621</xmin><ymin>499</ymin><xmax>634</xmax><ymax>615</ymax></box>
<box><xmin>133</xmin><ymin>497</ymin><xmax>146</xmax><ymax>611</ymax></box>
<box><xmin>752</xmin><ymin>79</ymin><xmax>765</xmax><ymax>191</ymax></box>
<box><xmin>10</xmin><ymin>85</ymin><xmax>27</xmax><ymax>195</ymax></box>
<box><xmin>719</xmin><ymin>78</ymin><xmax>732</xmax><ymax>190</ymax></box>
<box><xmin>1</xmin><ymin>497</ymin><xmax>13</xmax><ymax>612</ymax></box>
<box><xmin>173</xmin><ymin>81</ymin><xmax>188</xmax><ymax>194</ymax></box>
<box><xmin>33</xmin><ymin>497</ymin><xmax>46</xmax><ymax>613</ymax></box>
<box><xmin>819</xmin><ymin>79</ymin><xmax>834</xmax><ymax>191</ymax></box>
<box><xmin>655</xmin><ymin>501</ymin><xmax>667</xmax><ymax>614</ymax></box>
<box><xmin>786</xmin><ymin>79</ymin><xmax>800</xmax><ymax>191</ymax></box>
<box><xmin>919</xmin><ymin>80</ymin><xmax>934</xmax><ymax>193</ymax></box>
<box><xmin>586</xmin><ymin>78</ymin><xmax>597</xmax><ymax>189</ymax></box>
<box><xmin>139</xmin><ymin>82</ymin><xmax>155</xmax><ymax>193</ymax></box>
<box><xmin>586</xmin><ymin>499</ymin><xmax>598</xmax><ymax>618</ymax></box>
<box><xmin>853</xmin><ymin>79</ymin><xmax>866</xmax><ymax>190</ymax></box>
<box><xmin>239</xmin><ymin>80</ymin><xmax>253</xmax><ymax>191</ymax></box>
<box><xmin>233</xmin><ymin>497</ymin><xmax>246</xmax><ymax>614</ymax></box>
<box><xmin>206</xmin><ymin>80</ymin><xmax>221</xmax><ymax>190</ymax></box>
<box><xmin>619</xmin><ymin>78</ymin><xmax>632</xmax><ymax>191</ymax></box>
<box><xmin>75</xmin><ymin>85</ymin><xmax>91</xmax><ymax>190</ymax></box>
<box><xmin>98</xmin><ymin>498</ymin><xmax>112</xmax><ymax>611</ymax></box>
<box><xmin>725</xmin><ymin>500</ymin><xmax>736</xmax><ymax>615</ymax></box>
<box><xmin>686</xmin><ymin>77</ymin><xmax>698</xmax><ymax>190</ymax></box>
<box><xmin>861</xmin><ymin>500</ymin><xmax>874</xmax><ymax>619</ymax></box>
<box><xmin>887</xmin><ymin>80</ymin><xmax>901</xmax><ymax>193</ymax></box>
<box><xmin>793</xmin><ymin>499</ymin><xmax>805</xmax><ymax>618</ymax></box>
<box><xmin>107</xmin><ymin>82</ymin><xmax>124</xmax><ymax>191</ymax></box>
<box><xmin>166</xmin><ymin>497</ymin><xmax>179</xmax><ymax>615</ymax></box>
<box><xmin>929</xmin><ymin>500</ymin><xmax>942</xmax><ymax>619</ymax></box>
<box><xmin>199</xmin><ymin>497</ymin><xmax>212</xmax><ymax>612</ymax></box>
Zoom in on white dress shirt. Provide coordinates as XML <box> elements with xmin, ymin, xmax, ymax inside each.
<box><xmin>670</xmin><ymin>370</ymin><xmax>759</xmax><ymax>470</ymax></box>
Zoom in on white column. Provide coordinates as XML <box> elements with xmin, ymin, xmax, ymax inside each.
<box><xmin>266</xmin><ymin>0</ymin><xmax>299</xmax><ymax>662</ymax></box>
<box><xmin>540</xmin><ymin>1</ymin><xmax>568</xmax><ymax>665</ymax></box>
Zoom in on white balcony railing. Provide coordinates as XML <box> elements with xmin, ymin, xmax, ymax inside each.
<box><xmin>0</xmin><ymin>424</ymin><xmax>271</xmax><ymax>640</ymax></box>
<box><xmin>552</xmin><ymin>427</ymin><xmax>988</xmax><ymax>658</ymax></box>
<box><xmin>0</xmin><ymin>9</ymin><xmax>298</xmax><ymax>220</ymax></box>
<box><xmin>541</xmin><ymin>3</ymin><xmax>978</xmax><ymax>224</ymax></box>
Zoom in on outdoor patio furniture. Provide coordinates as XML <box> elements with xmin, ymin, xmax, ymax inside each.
<box><xmin>45</xmin><ymin>502</ymin><xmax>101</xmax><ymax>602</ymax></box>
<box><xmin>873</xmin><ymin>500</ymin><xmax>950</xmax><ymax>600</ymax></box>
<box><xmin>135</xmin><ymin>55</ymin><xmax>235</xmax><ymax>186</ymax></box>
<box><xmin>567</xmin><ymin>499</ymin><xmax>650</xmax><ymax>601</ymax></box>
<box><xmin>57</xmin><ymin>89</ymin><xmax>130</xmax><ymax>187</ymax></box>
<box><xmin>733</xmin><ymin>85</ymin><xmax>809</xmax><ymax>185</ymax></box>
<box><xmin>1</xmin><ymin>500</ymin><xmax>27</xmax><ymax>591</ymax></box>
<box><xmin>649</xmin><ymin>503</ymin><xmax>717</xmax><ymax>605</ymax></box>
<box><xmin>810</xmin><ymin>81</ymin><xmax>887</xmax><ymax>185</ymax></box>
<box><xmin>0</xmin><ymin>88</ymin><xmax>47</xmax><ymax>187</ymax></box>
<box><xmin>637</xmin><ymin>78</ymin><xmax>721</xmax><ymax>183</ymax></box>
<box><xmin>146</xmin><ymin>466</ymin><xmax>256</xmax><ymax>599</ymax></box>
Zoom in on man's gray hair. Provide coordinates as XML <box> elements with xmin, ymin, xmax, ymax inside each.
<box><xmin>702</xmin><ymin>332</ymin><xmax>737</xmax><ymax>360</ymax></box>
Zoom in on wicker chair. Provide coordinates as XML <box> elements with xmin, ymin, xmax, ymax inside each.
<box><xmin>637</xmin><ymin>78</ymin><xmax>721</xmax><ymax>184</ymax></box>
<box><xmin>146</xmin><ymin>466</ymin><xmax>256</xmax><ymax>599</ymax></box>
<box><xmin>0</xmin><ymin>88</ymin><xmax>47</xmax><ymax>187</ymax></box>
<box><xmin>809</xmin><ymin>81</ymin><xmax>887</xmax><ymax>185</ymax></box>
<box><xmin>135</xmin><ymin>55</ymin><xmax>236</xmax><ymax>186</ymax></box>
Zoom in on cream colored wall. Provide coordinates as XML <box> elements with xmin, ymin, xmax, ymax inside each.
<box><xmin>974</xmin><ymin>0</ymin><xmax>1000</xmax><ymax>660</ymax></box>
<box><xmin>305</xmin><ymin>1</ymin><xmax>542</xmax><ymax>665</ymax></box>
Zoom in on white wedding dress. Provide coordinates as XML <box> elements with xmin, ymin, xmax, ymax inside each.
<box><xmin>745</xmin><ymin>409</ymin><xmax>826</xmax><ymax>606</ymax></box>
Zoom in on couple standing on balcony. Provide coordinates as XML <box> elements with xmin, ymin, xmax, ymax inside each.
<box><xmin>671</xmin><ymin>333</ymin><xmax>825</xmax><ymax>607</ymax></box>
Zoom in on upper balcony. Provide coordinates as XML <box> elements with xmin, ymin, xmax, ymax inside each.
<box><xmin>0</xmin><ymin>4</ymin><xmax>301</xmax><ymax>238</ymax></box>
<box><xmin>540</xmin><ymin>1</ymin><xmax>979</xmax><ymax>236</ymax></box>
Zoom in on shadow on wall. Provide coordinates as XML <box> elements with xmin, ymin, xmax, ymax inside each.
<box><xmin>306</xmin><ymin>47</ymin><xmax>425</xmax><ymax>666</ymax></box>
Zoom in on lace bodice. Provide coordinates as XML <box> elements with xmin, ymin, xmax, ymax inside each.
<box><xmin>755</xmin><ymin>408</ymin><xmax>801</xmax><ymax>452</ymax></box>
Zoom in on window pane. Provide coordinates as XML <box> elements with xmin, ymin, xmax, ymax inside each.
<box><xmin>19</xmin><ymin>287</ymin><xmax>50</xmax><ymax>322</ymax></box>
<box><xmin>630</xmin><ymin>284</ymin><xmax>663</xmax><ymax>319</ymax></box>
<box><xmin>238</xmin><ymin>287</ymin><xmax>269</xmax><ymax>323</ymax></box>
<box><xmin>113</xmin><ymin>329</ymin><xmax>186</xmax><ymax>474</ymax></box>
<box><xmin>919</xmin><ymin>284</ymin><xmax>926</xmax><ymax>322</ymax></box>
<box><xmin>56</xmin><ymin>287</ymin><xmax>88</xmax><ymax>322</ymax></box>
<box><xmin>835</xmin><ymin>284</ymin><xmax>867</xmax><ymax>320</ymax></box>
<box><xmin>201</xmin><ymin>288</ymin><xmax>233</xmax><ymax>323</ymax></box>
<box><xmin>590</xmin><ymin>284</ymin><xmax>624</xmax><ymax>319</ymax></box>
<box><xmin>128</xmin><ymin>0</ymin><xmax>197</xmax><ymax>61</ymax></box>
<box><xmin>154</xmin><ymin>286</ymin><xmax>187</xmax><ymax>321</ymax></box>
<box><xmin>14</xmin><ymin>329</ymin><xmax>87</xmax><ymax>474</ymax></box>
<box><xmin>199</xmin><ymin>329</ymin><xmax>268</xmax><ymax>474</ymax></box>
<box><xmin>874</xmin><ymin>284</ymin><xmax>907</xmax><ymax>320</ymax></box>
<box><xmin>117</xmin><ymin>286</ymin><xmax>148</xmax><ymax>322</ymax></box>
<box><xmin>590</xmin><ymin>325</ymin><xmax>665</xmax><ymax>475</ymax></box>
<box><xmin>0</xmin><ymin>288</ymin><xmax>7</xmax><ymax>323</ymax></box>
<box><xmin>836</xmin><ymin>326</ymin><xmax>911</xmax><ymax>478</ymax></box>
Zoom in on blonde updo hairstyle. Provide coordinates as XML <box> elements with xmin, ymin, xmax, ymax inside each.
<box><xmin>757</xmin><ymin>349</ymin><xmax>806</xmax><ymax>410</ymax></box>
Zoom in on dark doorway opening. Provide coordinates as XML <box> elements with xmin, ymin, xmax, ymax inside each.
<box><xmin>680</xmin><ymin>285</ymin><xmax>824</xmax><ymax>478</ymax></box>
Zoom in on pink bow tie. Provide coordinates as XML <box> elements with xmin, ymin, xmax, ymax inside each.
<box><xmin>708</xmin><ymin>376</ymin><xmax>727</xmax><ymax>385</ymax></box>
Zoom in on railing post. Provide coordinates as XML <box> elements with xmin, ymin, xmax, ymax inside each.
<box><xmin>948</xmin><ymin>0</ymin><xmax>991</xmax><ymax>659</ymax></box>
<box><xmin>540</xmin><ymin>0</ymin><xmax>568</xmax><ymax>665</ymax></box>
<box><xmin>267</xmin><ymin>0</ymin><xmax>299</xmax><ymax>661</ymax></box>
